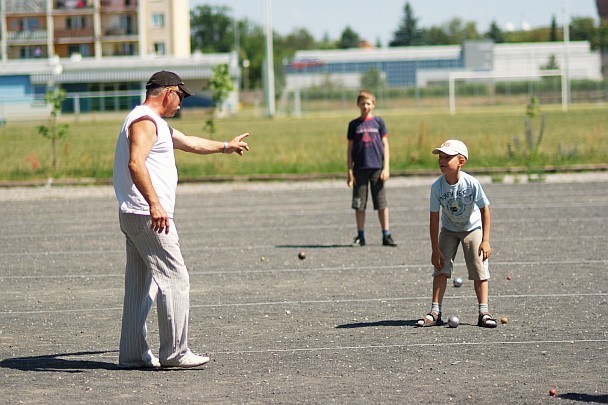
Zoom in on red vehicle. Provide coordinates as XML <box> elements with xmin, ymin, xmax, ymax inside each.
<box><xmin>289</xmin><ymin>59</ymin><xmax>325</xmax><ymax>70</ymax></box>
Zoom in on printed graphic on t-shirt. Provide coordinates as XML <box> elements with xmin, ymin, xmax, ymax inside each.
<box><xmin>357</xmin><ymin>125</ymin><xmax>379</xmax><ymax>146</ymax></box>
<box><xmin>430</xmin><ymin>172</ymin><xmax>489</xmax><ymax>232</ymax></box>
<box><xmin>441</xmin><ymin>189</ymin><xmax>473</xmax><ymax>220</ymax></box>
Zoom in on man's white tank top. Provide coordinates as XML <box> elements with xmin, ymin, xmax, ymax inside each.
<box><xmin>113</xmin><ymin>105</ymin><xmax>178</xmax><ymax>217</ymax></box>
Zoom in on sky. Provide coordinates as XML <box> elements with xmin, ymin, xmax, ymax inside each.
<box><xmin>190</xmin><ymin>0</ymin><xmax>599</xmax><ymax>46</ymax></box>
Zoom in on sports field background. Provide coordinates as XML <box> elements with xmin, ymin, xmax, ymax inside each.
<box><xmin>1</xmin><ymin>104</ymin><xmax>607</xmax><ymax>183</ymax></box>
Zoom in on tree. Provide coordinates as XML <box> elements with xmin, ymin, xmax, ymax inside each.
<box><xmin>420</xmin><ymin>26</ymin><xmax>450</xmax><ymax>45</ymax></box>
<box><xmin>190</xmin><ymin>5</ymin><xmax>234</xmax><ymax>53</ymax></box>
<box><xmin>485</xmin><ymin>21</ymin><xmax>505</xmax><ymax>43</ymax></box>
<box><xmin>540</xmin><ymin>54</ymin><xmax>560</xmax><ymax>70</ymax></box>
<box><xmin>281</xmin><ymin>28</ymin><xmax>316</xmax><ymax>51</ymax></box>
<box><xmin>236</xmin><ymin>19</ymin><xmax>265</xmax><ymax>89</ymax></box>
<box><xmin>204</xmin><ymin>64</ymin><xmax>234</xmax><ymax>135</ymax></box>
<box><xmin>443</xmin><ymin>18</ymin><xmax>480</xmax><ymax>44</ymax></box>
<box><xmin>550</xmin><ymin>15</ymin><xmax>559</xmax><ymax>41</ymax></box>
<box><xmin>360</xmin><ymin>67</ymin><xmax>386</xmax><ymax>90</ymax></box>
<box><xmin>37</xmin><ymin>88</ymin><xmax>69</xmax><ymax>171</ymax></box>
<box><xmin>569</xmin><ymin>17</ymin><xmax>597</xmax><ymax>48</ymax></box>
<box><xmin>389</xmin><ymin>2</ymin><xmax>421</xmax><ymax>46</ymax></box>
<box><xmin>319</xmin><ymin>32</ymin><xmax>337</xmax><ymax>49</ymax></box>
<box><xmin>338</xmin><ymin>26</ymin><xmax>360</xmax><ymax>49</ymax></box>
<box><xmin>504</xmin><ymin>27</ymin><xmax>552</xmax><ymax>43</ymax></box>
<box><xmin>599</xmin><ymin>19</ymin><xmax>608</xmax><ymax>52</ymax></box>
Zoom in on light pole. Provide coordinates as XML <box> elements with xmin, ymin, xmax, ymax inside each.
<box><xmin>561</xmin><ymin>0</ymin><xmax>570</xmax><ymax>111</ymax></box>
<box><xmin>263</xmin><ymin>0</ymin><xmax>275</xmax><ymax>117</ymax></box>
<box><xmin>242</xmin><ymin>59</ymin><xmax>250</xmax><ymax>91</ymax></box>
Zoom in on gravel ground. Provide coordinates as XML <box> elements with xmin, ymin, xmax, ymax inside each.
<box><xmin>0</xmin><ymin>173</ymin><xmax>606</xmax><ymax>404</ymax></box>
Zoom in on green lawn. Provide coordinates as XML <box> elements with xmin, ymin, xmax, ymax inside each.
<box><xmin>1</xmin><ymin>104</ymin><xmax>607</xmax><ymax>182</ymax></box>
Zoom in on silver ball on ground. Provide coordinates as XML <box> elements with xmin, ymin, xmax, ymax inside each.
<box><xmin>298</xmin><ymin>251</ymin><xmax>306</xmax><ymax>260</ymax></box>
<box><xmin>453</xmin><ymin>277</ymin><xmax>463</xmax><ymax>287</ymax></box>
<box><xmin>448</xmin><ymin>316</ymin><xmax>460</xmax><ymax>328</ymax></box>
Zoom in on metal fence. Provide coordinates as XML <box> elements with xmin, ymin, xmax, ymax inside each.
<box><xmin>276</xmin><ymin>77</ymin><xmax>608</xmax><ymax>116</ymax></box>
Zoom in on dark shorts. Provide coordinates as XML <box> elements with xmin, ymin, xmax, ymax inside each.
<box><xmin>351</xmin><ymin>169</ymin><xmax>387</xmax><ymax>211</ymax></box>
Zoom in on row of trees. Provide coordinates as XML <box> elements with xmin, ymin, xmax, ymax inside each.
<box><xmin>190</xmin><ymin>2</ymin><xmax>604</xmax><ymax>90</ymax></box>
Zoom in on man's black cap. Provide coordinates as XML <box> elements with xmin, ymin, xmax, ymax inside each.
<box><xmin>145</xmin><ymin>70</ymin><xmax>195</xmax><ymax>98</ymax></box>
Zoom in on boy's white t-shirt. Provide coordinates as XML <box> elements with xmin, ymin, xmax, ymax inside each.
<box><xmin>113</xmin><ymin>105</ymin><xmax>178</xmax><ymax>218</ymax></box>
<box><xmin>430</xmin><ymin>171</ymin><xmax>490</xmax><ymax>232</ymax></box>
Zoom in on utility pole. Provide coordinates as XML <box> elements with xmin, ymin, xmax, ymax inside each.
<box><xmin>561</xmin><ymin>0</ymin><xmax>570</xmax><ymax>111</ymax></box>
<box><xmin>263</xmin><ymin>0</ymin><xmax>276</xmax><ymax>117</ymax></box>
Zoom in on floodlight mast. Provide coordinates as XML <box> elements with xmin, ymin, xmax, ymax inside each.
<box><xmin>263</xmin><ymin>0</ymin><xmax>276</xmax><ymax>117</ymax></box>
<box><xmin>562</xmin><ymin>0</ymin><xmax>570</xmax><ymax>112</ymax></box>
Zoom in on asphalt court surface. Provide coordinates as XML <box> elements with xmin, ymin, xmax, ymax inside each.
<box><xmin>0</xmin><ymin>174</ymin><xmax>607</xmax><ymax>404</ymax></box>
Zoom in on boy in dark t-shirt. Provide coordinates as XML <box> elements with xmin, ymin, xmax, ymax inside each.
<box><xmin>347</xmin><ymin>90</ymin><xmax>396</xmax><ymax>247</ymax></box>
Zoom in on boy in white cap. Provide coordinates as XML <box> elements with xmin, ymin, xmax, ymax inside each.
<box><xmin>417</xmin><ymin>139</ymin><xmax>497</xmax><ymax>328</ymax></box>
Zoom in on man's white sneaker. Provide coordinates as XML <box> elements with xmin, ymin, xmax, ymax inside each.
<box><xmin>119</xmin><ymin>352</ymin><xmax>161</xmax><ymax>369</ymax></box>
<box><xmin>161</xmin><ymin>351</ymin><xmax>210</xmax><ymax>368</ymax></box>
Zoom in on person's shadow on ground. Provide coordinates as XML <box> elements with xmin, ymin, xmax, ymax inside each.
<box><xmin>557</xmin><ymin>393</ymin><xmax>608</xmax><ymax>404</ymax></box>
<box><xmin>336</xmin><ymin>320</ymin><xmax>419</xmax><ymax>328</ymax></box>
<box><xmin>0</xmin><ymin>350</ymin><xmax>119</xmax><ymax>373</ymax></box>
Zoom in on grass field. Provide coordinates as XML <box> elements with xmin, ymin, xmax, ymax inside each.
<box><xmin>1</xmin><ymin>104</ymin><xmax>607</xmax><ymax>182</ymax></box>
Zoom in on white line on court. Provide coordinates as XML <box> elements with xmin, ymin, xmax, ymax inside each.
<box><xmin>215</xmin><ymin>339</ymin><xmax>608</xmax><ymax>355</ymax></box>
<box><xmin>1</xmin><ymin>292</ymin><xmax>606</xmax><ymax>315</ymax></box>
<box><xmin>5</xmin><ymin>339</ymin><xmax>608</xmax><ymax>364</ymax></box>
<box><xmin>1</xmin><ymin>259</ymin><xmax>607</xmax><ymax>280</ymax></box>
<box><xmin>2</xmin><ymin>259</ymin><xmax>608</xmax><ymax>279</ymax></box>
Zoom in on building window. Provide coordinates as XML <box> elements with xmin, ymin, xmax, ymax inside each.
<box><xmin>152</xmin><ymin>14</ymin><xmax>164</xmax><ymax>28</ymax></box>
<box><xmin>66</xmin><ymin>16</ymin><xmax>87</xmax><ymax>29</ymax></box>
<box><xmin>68</xmin><ymin>44</ymin><xmax>90</xmax><ymax>57</ymax></box>
<box><xmin>154</xmin><ymin>42</ymin><xmax>166</xmax><ymax>55</ymax></box>
<box><xmin>12</xmin><ymin>18</ymin><xmax>40</xmax><ymax>31</ymax></box>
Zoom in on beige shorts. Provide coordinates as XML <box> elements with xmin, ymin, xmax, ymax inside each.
<box><xmin>432</xmin><ymin>227</ymin><xmax>490</xmax><ymax>281</ymax></box>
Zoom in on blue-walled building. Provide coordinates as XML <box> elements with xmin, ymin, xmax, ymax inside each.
<box><xmin>0</xmin><ymin>52</ymin><xmax>240</xmax><ymax>121</ymax></box>
<box><xmin>285</xmin><ymin>41</ymin><xmax>601</xmax><ymax>91</ymax></box>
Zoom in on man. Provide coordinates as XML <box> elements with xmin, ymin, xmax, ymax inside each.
<box><xmin>113</xmin><ymin>70</ymin><xmax>250</xmax><ymax>368</ymax></box>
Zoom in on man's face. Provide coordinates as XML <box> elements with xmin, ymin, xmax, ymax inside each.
<box><xmin>164</xmin><ymin>87</ymin><xmax>184</xmax><ymax>117</ymax></box>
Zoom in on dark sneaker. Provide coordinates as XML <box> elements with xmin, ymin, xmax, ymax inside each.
<box><xmin>353</xmin><ymin>236</ymin><xmax>366</xmax><ymax>246</ymax></box>
<box><xmin>382</xmin><ymin>234</ymin><xmax>397</xmax><ymax>246</ymax></box>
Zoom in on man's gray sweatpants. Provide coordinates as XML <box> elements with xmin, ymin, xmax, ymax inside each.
<box><xmin>118</xmin><ymin>212</ymin><xmax>190</xmax><ymax>365</ymax></box>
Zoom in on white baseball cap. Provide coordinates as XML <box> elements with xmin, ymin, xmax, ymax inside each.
<box><xmin>432</xmin><ymin>139</ymin><xmax>468</xmax><ymax>160</ymax></box>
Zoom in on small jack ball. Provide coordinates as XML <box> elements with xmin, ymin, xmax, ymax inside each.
<box><xmin>453</xmin><ymin>277</ymin><xmax>463</xmax><ymax>287</ymax></box>
<box><xmin>549</xmin><ymin>389</ymin><xmax>556</xmax><ymax>396</ymax></box>
<box><xmin>298</xmin><ymin>252</ymin><xmax>306</xmax><ymax>260</ymax></box>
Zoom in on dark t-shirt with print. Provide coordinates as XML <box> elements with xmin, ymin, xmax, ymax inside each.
<box><xmin>347</xmin><ymin>115</ymin><xmax>387</xmax><ymax>171</ymax></box>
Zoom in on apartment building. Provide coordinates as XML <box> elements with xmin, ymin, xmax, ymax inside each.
<box><xmin>0</xmin><ymin>0</ymin><xmax>191</xmax><ymax>60</ymax></box>
<box><xmin>0</xmin><ymin>0</ymin><xmax>239</xmax><ymax>119</ymax></box>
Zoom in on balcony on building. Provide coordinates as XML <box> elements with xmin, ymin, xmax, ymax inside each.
<box><xmin>4</xmin><ymin>0</ymin><xmax>47</xmax><ymax>15</ymax></box>
<box><xmin>54</xmin><ymin>27</ymin><xmax>95</xmax><ymax>43</ymax></box>
<box><xmin>54</xmin><ymin>0</ymin><xmax>94</xmax><ymax>11</ymax></box>
<box><xmin>103</xmin><ymin>25</ymin><xmax>138</xmax><ymax>38</ymax></box>
<box><xmin>101</xmin><ymin>0</ymin><xmax>138</xmax><ymax>12</ymax></box>
<box><xmin>6</xmin><ymin>29</ymin><xmax>48</xmax><ymax>44</ymax></box>
<box><xmin>5</xmin><ymin>17</ymin><xmax>48</xmax><ymax>45</ymax></box>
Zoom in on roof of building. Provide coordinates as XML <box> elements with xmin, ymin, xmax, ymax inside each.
<box><xmin>0</xmin><ymin>52</ymin><xmax>238</xmax><ymax>84</ymax></box>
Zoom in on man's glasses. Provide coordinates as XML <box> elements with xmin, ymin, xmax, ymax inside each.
<box><xmin>173</xmin><ymin>89</ymin><xmax>184</xmax><ymax>103</ymax></box>
<box><xmin>167</xmin><ymin>87</ymin><xmax>184</xmax><ymax>103</ymax></box>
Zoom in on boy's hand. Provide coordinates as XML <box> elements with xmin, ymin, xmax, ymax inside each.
<box><xmin>431</xmin><ymin>249</ymin><xmax>444</xmax><ymax>270</ymax></box>
<box><xmin>380</xmin><ymin>168</ymin><xmax>390</xmax><ymax>181</ymax></box>
<box><xmin>479</xmin><ymin>241</ymin><xmax>492</xmax><ymax>261</ymax></box>
<box><xmin>347</xmin><ymin>170</ymin><xmax>354</xmax><ymax>188</ymax></box>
